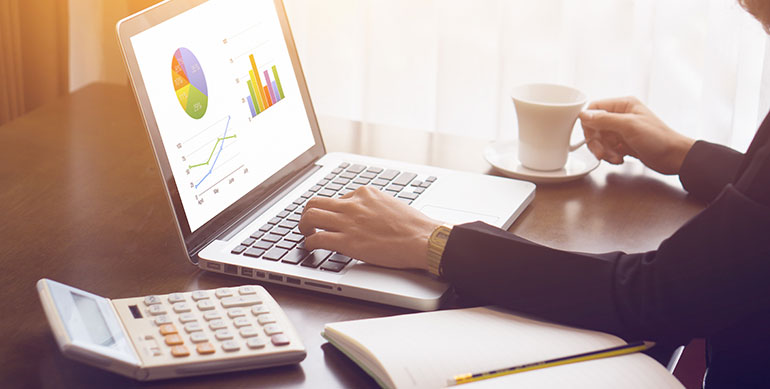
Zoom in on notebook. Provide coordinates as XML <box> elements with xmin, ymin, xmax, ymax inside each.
<box><xmin>322</xmin><ymin>307</ymin><xmax>685</xmax><ymax>389</ymax></box>
<box><xmin>115</xmin><ymin>0</ymin><xmax>535</xmax><ymax>311</ymax></box>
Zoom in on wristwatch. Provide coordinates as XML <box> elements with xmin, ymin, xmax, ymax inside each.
<box><xmin>426</xmin><ymin>223</ymin><xmax>453</xmax><ymax>277</ymax></box>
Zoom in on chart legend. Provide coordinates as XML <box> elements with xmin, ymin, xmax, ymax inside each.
<box><xmin>172</xmin><ymin>47</ymin><xmax>208</xmax><ymax>119</ymax></box>
<box><xmin>244</xmin><ymin>54</ymin><xmax>285</xmax><ymax>118</ymax></box>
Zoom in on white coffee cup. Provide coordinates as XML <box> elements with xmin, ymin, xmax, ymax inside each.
<box><xmin>511</xmin><ymin>83</ymin><xmax>587</xmax><ymax>171</ymax></box>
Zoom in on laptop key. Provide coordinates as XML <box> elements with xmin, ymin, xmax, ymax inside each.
<box><xmin>231</xmin><ymin>245</ymin><xmax>248</xmax><ymax>255</ymax></box>
<box><xmin>263</xmin><ymin>247</ymin><xmax>288</xmax><ymax>261</ymax></box>
<box><xmin>301</xmin><ymin>191</ymin><xmax>314</xmax><ymax>199</ymax></box>
<box><xmin>379</xmin><ymin>169</ymin><xmax>399</xmax><ymax>181</ymax></box>
<box><xmin>372</xmin><ymin>178</ymin><xmax>390</xmax><ymax>186</ymax></box>
<box><xmin>287</xmin><ymin>213</ymin><xmax>301</xmax><ymax>222</ymax></box>
<box><xmin>285</xmin><ymin>232</ymin><xmax>304</xmax><ymax>242</ymax></box>
<box><xmin>272</xmin><ymin>227</ymin><xmax>291</xmax><ymax>236</ymax></box>
<box><xmin>292</xmin><ymin>197</ymin><xmax>305</xmax><ymax>205</ymax></box>
<box><xmin>279</xmin><ymin>220</ymin><xmax>298</xmax><ymax>229</ymax></box>
<box><xmin>392</xmin><ymin>172</ymin><xmax>417</xmax><ymax>186</ymax></box>
<box><xmin>332</xmin><ymin>167</ymin><xmax>343</xmax><ymax>174</ymax></box>
<box><xmin>320</xmin><ymin>261</ymin><xmax>347</xmax><ymax>272</ymax></box>
<box><xmin>309</xmin><ymin>185</ymin><xmax>322</xmax><ymax>192</ymax></box>
<box><xmin>241</xmin><ymin>238</ymin><xmax>256</xmax><ymax>246</ymax></box>
<box><xmin>316</xmin><ymin>179</ymin><xmax>329</xmax><ymax>186</ymax></box>
<box><xmin>332</xmin><ymin>177</ymin><xmax>350</xmax><ymax>185</ymax></box>
<box><xmin>386</xmin><ymin>184</ymin><xmax>405</xmax><ymax>192</ymax></box>
<box><xmin>249</xmin><ymin>231</ymin><xmax>265</xmax><ymax>239</ymax></box>
<box><xmin>301</xmin><ymin>249</ymin><xmax>332</xmax><ymax>268</ymax></box>
<box><xmin>253</xmin><ymin>240</ymin><xmax>273</xmax><ymax>250</ymax></box>
<box><xmin>398</xmin><ymin>192</ymin><xmax>419</xmax><ymax>200</ymax></box>
<box><xmin>281</xmin><ymin>248</ymin><xmax>309</xmax><ymax>264</ymax></box>
<box><xmin>317</xmin><ymin>189</ymin><xmax>336</xmax><ymax>197</ymax></box>
<box><xmin>268</xmin><ymin>217</ymin><xmax>282</xmax><ymax>225</ymax></box>
<box><xmin>327</xmin><ymin>253</ymin><xmax>352</xmax><ymax>264</ymax></box>
<box><xmin>324</xmin><ymin>173</ymin><xmax>336</xmax><ymax>180</ymax></box>
<box><xmin>262</xmin><ymin>234</ymin><xmax>282</xmax><ymax>243</ymax></box>
<box><xmin>411</xmin><ymin>180</ymin><xmax>423</xmax><ymax>187</ymax></box>
<box><xmin>284</xmin><ymin>203</ymin><xmax>298</xmax><ymax>212</ymax></box>
<box><xmin>243</xmin><ymin>247</ymin><xmax>266</xmax><ymax>258</ymax></box>
<box><xmin>259</xmin><ymin>223</ymin><xmax>273</xmax><ymax>232</ymax></box>
<box><xmin>366</xmin><ymin>167</ymin><xmax>383</xmax><ymax>174</ymax></box>
<box><xmin>425</xmin><ymin>176</ymin><xmax>437</xmax><ymax>182</ymax></box>
<box><xmin>276</xmin><ymin>239</ymin><xmax>296</xmax><ymax>250</ymax></box>
<box><xmin>346</xmin><ymin>164</ymin><xmax>366</xmax><ymax>174</ymax></box>
<box><xmin>326</xmin><ymin>183</ymin><xmax>343</xmax><ymax>191</ymax></box>
<box><xmin>339</xmin><ymin>171</ymin><xmax>356</xmax><ymax>180</ymax></box>
<box><xmin>385</xmin><ymin>190</ymin><xmax>399</xmax><ymax>197</ymax></box>
<box><xmin>360</xmin><ymin>171</ymin><xmax>377</xmax><ymax>179</ymax></box>
<box><xmin>414</xmin><ymin>187</ymin><xmax>425</xmax><ymax>194</ymax></box>
<box><xmin>352</xmin><ymin>177</ymin><xmax>370</xmax><ymax>185</ymax></box>
<box><xmin>338</xmin><ymin>162</ymin><xmax>350</xmax><ymax>168</ymax></box>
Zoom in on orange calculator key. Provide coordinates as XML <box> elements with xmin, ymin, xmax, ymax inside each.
<box><xmin>164</xmin><ymin>334</ymin><xmax>184</xmax><ymax>346</ymax></box>
<box><xmin>170</xmin><ymin>345</ymin><xmax>190</xmax><ymax>357</ymax></box>
<box><xmin>159</xmin><ymin>324</ymin><xmax>178</xmax><ymax>336</ymax></box>
<box><xmin>196</xmin><ymin>342</ymin><xmax>216</xmax><ymax>355</ymax></box>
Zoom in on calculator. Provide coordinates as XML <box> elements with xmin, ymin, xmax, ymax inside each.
<box><xmin>37</xmin><ymin>279</ymin><xmax>306</xmax><ymax>380</ymax></box>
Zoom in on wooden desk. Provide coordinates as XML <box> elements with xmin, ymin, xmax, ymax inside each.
<box><xmin>0</xmin><ymin>84</ymin><xmax>705</xmax><ymax>388</ymax></box>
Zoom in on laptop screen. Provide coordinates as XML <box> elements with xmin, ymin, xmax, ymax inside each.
<box><xmin>129</xmin><ymin>0</ymin><xmax>315</xmax><ymax>233</ymax></box>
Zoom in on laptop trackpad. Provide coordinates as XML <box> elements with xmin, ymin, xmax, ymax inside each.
<box><xmin>420</xmin><ymin>205</ymin><xmax>499</xmax><ymax>225</ymax></box>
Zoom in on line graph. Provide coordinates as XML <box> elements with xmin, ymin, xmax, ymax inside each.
<box><xmin>190</xmin><ymin>115</ymin><xmax>232</xmax><ymax>188</ymax></box>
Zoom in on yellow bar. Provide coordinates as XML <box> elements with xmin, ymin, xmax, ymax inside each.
<box><xmin>248</xmin><ymin>69</ymin><xmax>263</xmax><ymax>111</ymax></box>
<box><xmin>249</xmin><ymin>54</ymin><xmax>269</xmax><ymax>112</ymax></box>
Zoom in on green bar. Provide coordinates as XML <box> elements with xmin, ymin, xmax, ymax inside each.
<box><xmin>249</xmin><ymin>70</ymin><xmax>264</xmax><ymax>111</ymax></box>
<box><xmin>247</xmin><ymin>79</ymin><xmax>260</xmax><ymax>114</ymax></box>
<box><xmin>272</xmin><ymin>65</ymin><xmax>284</xmax><ymax>99</ymax></box>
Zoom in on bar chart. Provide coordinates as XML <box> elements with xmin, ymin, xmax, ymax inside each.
<box><xmin>244</xmin><ymin>54</ymin><xmax>285</xmax><ymax>118</ymax></box>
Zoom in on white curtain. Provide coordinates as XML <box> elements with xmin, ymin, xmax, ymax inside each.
<box><xmin>285</xmin><ymin>0</ymin><xmax>770</xmax><ymax>152</ymax></box>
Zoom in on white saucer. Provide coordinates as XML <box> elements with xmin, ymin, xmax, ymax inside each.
<box><xmin>483</xmin><ymin>140</ymin><xmax>600</xmax><ymax>184</ymax></box>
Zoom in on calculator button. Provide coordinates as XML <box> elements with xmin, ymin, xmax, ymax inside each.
<box><xmin>209</xmin><ymin>319</ymin><xmax>227</xmax><ymax>330</ymax></box>
<box><xmin>238</xmin><ymin>286</ymin><xmax>257</xmax><ymax>295</ymax></box>
<box><xmin>239</xmin><ymin>327</ymin><xmax>259</xmax><ymax>338</ymax></box>
<box><xmin>203</xmin><ymin>311</ymin><xmax>223</xmax><ymax>321</ymax></box>
<box><xmin>148</xmin><ymin>305</ymin><xmax>167</xmax><ymax>315</ymax></box>
<box><xmin>233</xmin><ymin>317</ymin><xmax>251</xmax><ymax>328</ymax></box>
<box><xmin>227</xmin><ymin>308</ymin><xmax>246</xmax><ymax>318</ymax></box>
<box><xmin>197</xmin><ymin>300</ymin><xmax>216</xmax><ymax>311</ymax></box>
<box><xmin>215</xmin><ymin>288</ymin><xmax>235</xmax><ymax>299</ymax></box>
<box><xmin>251</xmin><ymin>305</ymin><xmax>270</xmax><ymax>316</ymax></box>
<box><xmin>184</xmin><ymin>322</ymin><xmax>202</xmax><ymax>333</ymax></box>
<box><xmin>144</xmin><ymin>295</ymin><xmax>162</xmax><ymax>306</ymax></box>
<box><xmin>196</xmin><ymin>342</ymin><xmax>216</xmax><ymax>355</ymax></box>
<box><xmin>189</xmin><ymin>332</ymin><xmax>208</xmax><ymax>343</ymax></box>
<box><xmin>271</xmin><ymin>334</ymin><xmax>291</xmax><ymax>346</ymax></box>
<box><xmin>191</xmin><ymin>291</ymin><xmax>209</xmax><ymax>301</ymax></box>
<box><xmin>215</xmin><ymin>329</ymin><xmax>234</xmax><ymax>341</ymax></box>
<box><xmin>159</xmin><ymin>324</ymin><xmax>178</xmax><ymax>336</ymax></box>
<box><xmin>172</xmin><ymin>302</ymin><xmax>192</xmax><ymax>313</ymax></box>
<box><xmin>263</xmin><ymin>324</ymin><xmax>283</xmax><ymax>335</ymax></box>
<box><xmin>178</xmin><ymin>313</ymin><xmax>197</xmax><ymax>323</ymax></box>
<box><xmin>171</xmin><ymin>345</ymin><xmax>190</xmax><ymax>357</ymax></box>
<box><xmin>168</xmin><ymin>293</ymin><xmax>186</xmax><ymax>304</ymax></box>
<box><xmin>154</xmin><ymin>315</ymin><xmax>172</xmax><ymax>326</ymax></box>
<box><xmin>257</xmin><ymin>314</ymin><xmax>277</xmax><ymax>325</ymax></box>
<box><xmin>247</xmin><ymin>337</ymin><xmax>267</xmax><ymax>349</ymax></box>
<box><xmin>165</xmin><ymin>334</ymin><xmax>184</xmax><ymax>346</ymax></box>
<box><xmin>222</xmin><ymin>340</ymin><xmax>241</xmax><ymax>352</ymax></box>
<box><xmin>220</xmin><ymin>295</ymin><xmax>262</xmax><ymax>308</ymax></box>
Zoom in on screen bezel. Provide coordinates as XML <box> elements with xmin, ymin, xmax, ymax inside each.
<box><xmin>116</xmin><ymin>0</ymin><xmax>326</xmax><ymax>263</ymax></box>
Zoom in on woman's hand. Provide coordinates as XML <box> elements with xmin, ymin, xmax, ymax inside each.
<box><xmin>579</xmin><ymin>97</ymin><xmax>696</xmax><ymax>175</ymax></box>
<box><xmin>298</xmin><ymin>186</ymin><xmax>441</xmax><ymax>270</ymax></box>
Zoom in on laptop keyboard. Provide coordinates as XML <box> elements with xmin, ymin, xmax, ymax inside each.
<box><xmin>230</xmin><ymin>162</ymin><xmax>437</xmax><ymax>273</ymax></box>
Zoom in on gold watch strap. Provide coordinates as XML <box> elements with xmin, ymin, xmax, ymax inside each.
<box><xmin>427</xmin><ymin>224</ymin><xmax>453</xmax><ymax>277</ymax></box>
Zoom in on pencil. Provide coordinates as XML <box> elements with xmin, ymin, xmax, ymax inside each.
<box><xmin>448</xmin><ymin>340</ymin><xmax>655</xmax><ymax>386</ymax></box>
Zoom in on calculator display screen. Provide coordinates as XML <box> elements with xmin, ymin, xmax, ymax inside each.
<box><xmin>71</xmin><ymin>292</ymin><xmax>115</xmax><ymax>347</ymax></box>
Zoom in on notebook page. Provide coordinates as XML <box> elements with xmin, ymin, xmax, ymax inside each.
<box><xmin>325</xmin><ymin>307</ymin><xmax>629</xmax><ymax>388</ymax></box>
<box><xmin>461</xmin><ymin>353</ymin><xmax>684</xmax><ymax>388</ymax></box>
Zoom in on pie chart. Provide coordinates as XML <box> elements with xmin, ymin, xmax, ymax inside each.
<box><xmin>172</xmin><ymin>47</ymin><xmax>208</xmax><ymax>119</ymax></box>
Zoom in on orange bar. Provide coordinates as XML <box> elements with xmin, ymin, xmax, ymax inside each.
<box><xmin>263</xmin><ymin>85</ymin><xmax>273</xmax><ymax>106</ymax></box>
<box><xmin>249</xmin><ymin>54</ymin><xmax>269</xmax><ymax>111</ymax></box>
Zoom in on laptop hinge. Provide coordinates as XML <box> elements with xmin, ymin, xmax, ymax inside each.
<box><xmin>215</xmin><ymin>162</ymin><xmax>322</xmax><ymax>242</ymax></box>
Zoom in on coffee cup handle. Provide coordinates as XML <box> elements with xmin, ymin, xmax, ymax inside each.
<box><xmin>569</xmin><ymin>138</ymin><xmax>588</xmax><ymax>152</ymax></box>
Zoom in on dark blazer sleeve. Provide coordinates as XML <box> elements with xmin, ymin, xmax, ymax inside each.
<box><xmin>441</xmin><ymin>141</ymin><xmax>770</xmax><ymax>346</ymax></box>
<box><xmin>678</xmin><ymin>140</ymin><xmax>743</xmax><ymax>202</ymax></box>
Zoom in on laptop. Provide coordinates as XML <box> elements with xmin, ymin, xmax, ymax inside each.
<box><xmin>116</xmin><ymin>0</ymin><xmax>535</xmax><ymax>311</ymax></box>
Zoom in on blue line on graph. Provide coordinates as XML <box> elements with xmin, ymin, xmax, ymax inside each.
<box><xmin>195</xmin><ymin>115</ymin><xmax>232</xmax><ymax>189</ymax></box>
